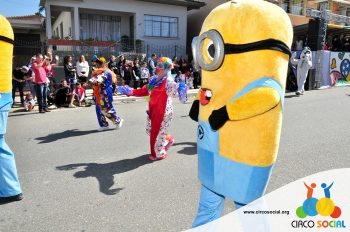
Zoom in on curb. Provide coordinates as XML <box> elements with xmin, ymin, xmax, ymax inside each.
<box><xmin>86</xmin><ymin>90</ymin><xmax>199</xmax><ymax>102</ymax></box>
<box><xmin>10</xmin><ymin>90</ymin><xmax>199</xmax><ymax>113</ymax></box>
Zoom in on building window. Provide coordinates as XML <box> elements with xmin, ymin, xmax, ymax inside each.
<box><xmin>281</xmin><ymin>0</ymin><xmax>304</xmax><ymax>16</ymax></box>
<box><xmin>144</xmin><ymin>15</ymin><xmax>178</xmax><ymax>38</ymax></box>
<box><xmin>55</xmin><ymin>28</ymin><xmax>59</xmax><ymax>38</ymax></box>
<box><xmin>69</xmin><ymin>27</ymin><xmax>72</xmax><ymax>37</ymax></box>
<box><xmin>60</xmin><ymin>23</ymin><xmax>64</xmax><ymax>39</ymax></box>
<box><xmin>80</xmin><ymin>14</ymin><xmax>121</xmax><ymax>41</ymax></box>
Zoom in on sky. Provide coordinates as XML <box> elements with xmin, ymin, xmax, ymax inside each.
<box><xmin>0</xmin><ymin>0</ymin><xmax>40</xmax><ymax>17</ymax></box>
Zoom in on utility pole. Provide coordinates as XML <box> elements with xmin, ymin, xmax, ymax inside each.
<box><xmin>306</xmin><ymin>2</ymin><xmax>350</xmax><ymax>89</ymax></box>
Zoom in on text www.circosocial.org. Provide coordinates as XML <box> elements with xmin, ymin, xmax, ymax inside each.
<box><xmin>243</xmin><ymin>210</ymin><xmax>290</xmax><ymax>215</ymax></box>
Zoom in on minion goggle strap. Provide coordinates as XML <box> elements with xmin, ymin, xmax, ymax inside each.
<box><xmin>0</xmin><ymin>35</ymin><xmax>14</xmax><ymax>45</ymax></box>
<box><xmin>192</xmin><ymin>29</ymin><xmax>291</xmax><ymax>71</ymax></box>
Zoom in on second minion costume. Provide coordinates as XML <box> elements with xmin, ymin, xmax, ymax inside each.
<box><xmin>189</xmin><ymin>0</ymin><xmax>293</xmax><ymax>227</ymax></box>
<box><xmin>0</xmin><ymin>15</ymin><xmax>23</xmax><ymax>203</ymax></box>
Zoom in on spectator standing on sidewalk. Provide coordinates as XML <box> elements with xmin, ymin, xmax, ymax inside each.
<box><xmin>132</xmin><ymin>58</ymin><xmax>141</xmax><ymax>89</ymax></box>
<box><xmin>31</xmin><ymin>53</ymin><xmax>50</xmax><ymax>113</ymax></box>
<box><xmin>117</xmin><ymin>55</ymin><xmax>126</xmax><ymax>84</ymax></box>
<box><xmin>64</xmin><ymin>55</ymin><xmax>77</xmax><ymax>91</ymax></box>
<box><xmin>25</xmin><ymin>56</ymin><xmax>36</xmax><ymax>100</ymax></box>
<box><xmin>191</xmin><ymin>60</ymin><xmax>201</xmax><ymax>89</ymax></box>
<box><xmin>108</xmin><ymin>55</ymin><xmax>118</xmax><ymax>92</ymax></box>
<box><xmin>45</xmin><ymin>48</ymin><xmax>59</xmax><ymax>88</ymax></box>
<box><xmin>91</xmin><ymin>55</ymin><xmax>98</xmax><ymax>72</ymax></box>
<box><xmin>45</xmin><ymin>50</ymin><xmax>59</xmax><ymax>105</ymax></box>
<box><xmin>148</xmin><ymin>53</ymin><xmax>157</xmax><ymax>76</ymax></box>
<box><xmin>123</xmin><ymin>62</ymin><xmax>132</xmax><ymax>86</ymax></box>
<box><xmin>76</xmin><ymin>55</ymin><xmax>90</xmax><ymax>84</ymax></box>
<box><xmin>171</xmin><ymin>56</ymin><xmax>180</xmax><ymax>82</ymax></box>
<box><xmin>12</xmin><ymin>66</ymin><xmax>29</xmax><ymax>107</ymax></box>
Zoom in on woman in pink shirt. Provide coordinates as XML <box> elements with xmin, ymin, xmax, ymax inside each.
<box><xmin>31</xmin><ymin>53</ymin><xmax>50</xmax><ymax>113</ymax></box>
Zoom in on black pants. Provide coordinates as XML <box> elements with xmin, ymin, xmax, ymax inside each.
<box><xmin>140</xmin><ymin>79</ymin><xmax>148</xmax><ymax>88</ymax></box>
<box><xmin>133</xmin><ymin>80</ymin><xmax>140</xmax><ymax>89</ymax></box>
<box><xmin>78</xmin><ymin>75</ymin><xmax>87</xmax><ymax>84</ymax></box>
<box><xmin>124</xmin><ymin>78</ymin><xmax>131</xmax><ymax>86</ymax></box>
<box><xmin>193</xmin><ymin>72</ymin><xmax>200</xmax><ymax>89</ymax></box>
<box><xmin>12</xmin><ymin>81</ymin><xmax>25</xmax><ymax>104</ymax></box>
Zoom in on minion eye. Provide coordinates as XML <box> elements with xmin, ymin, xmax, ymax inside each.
<box><xmin>194</xmin><ymin>30</ymin><xmax>225</xmax><ymax>71</ymax></box>
<box><xmin>207</xmin><ymin>43</ymin><xmax>215</xmax><ymax>60</ymax></box>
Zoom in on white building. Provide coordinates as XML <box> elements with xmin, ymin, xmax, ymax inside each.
<box><xmin>40</xmin><ymin>0</ymin><xmax>205</xmax><ymax>58</ymax></box>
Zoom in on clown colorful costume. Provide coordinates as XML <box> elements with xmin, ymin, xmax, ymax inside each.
<box><xmin>0</xmin><ymin>15</ymin><xmax>23</xmax><ymax>203</ymax></box>
<box><xmin>118</xmin><ymin>57</ymin><xmax>187</xmax><ymax>160</ymax></box>
<box><xmin>90</xmin><ymin>65</ymin><xmax>123</xmax><ymax>130</ymax></box>
<box><xmin>189</xmin><ymin>0</ymin><xmax>293</xmax><ymax>227</ymax></box>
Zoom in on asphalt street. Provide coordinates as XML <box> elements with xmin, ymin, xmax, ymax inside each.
<box><xmin>1</xmin><ymin>87</ymin><xmax>350</xmax><ymax>231</ymax></box>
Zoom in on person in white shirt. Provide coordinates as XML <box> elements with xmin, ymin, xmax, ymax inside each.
<box><xmin>295</xmin><ymin>37</ymin><xmax>304</xmax><ymax>51</ymax></box>
<box><xmin>76</xmin><ymin>55</ymin><xmax>90</xmax><ymax>84</ymax></box>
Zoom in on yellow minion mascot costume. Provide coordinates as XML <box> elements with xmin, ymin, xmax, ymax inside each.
<box><xmin>189</xmin><ymin>0</ymin><xmax>292</xmax><ymax>227</ymax></box>
<box><xmin>0</xmin><ymin>15</ymin><xmax>23</xmax><ymax>204</ymax></box>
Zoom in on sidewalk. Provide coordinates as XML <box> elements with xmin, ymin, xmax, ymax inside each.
<box><xmin>85</xmin><ymin>88</ymin><xmax>199</xmax><ymax>102</ymax></box>
<box><xmin>10</xmin><ymin>88</ymin><xmax>199</xmax><ymax>113</ymax></box>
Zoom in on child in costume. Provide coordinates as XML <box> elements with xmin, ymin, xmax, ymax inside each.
<box><xmin>0</xmin><ymin>15</ymin><xmax>23</xmax><ymax>203</ymax></box>
<box><xmin>189</xmin><ymin>0</ymin><xmax>293</xmax><ymax>227</ymax></box>
<box><xmin>117</xmin><ymin>57</ymin><xmax>187</xmax><ymax>161</ymax></box>
<box><xmin>87</xmin><ymin>57</ymin><xmax>124</xmax><ymax>131</ymax></box>
<box><xmin>24</xmin><ymin>93</ymin><xmax>35</xmax><ymax>111</ymax></box>
<box><xmin>290</xmin><ymin>47</ymin><xmax>312</xmax><ymax>96</ymax></box>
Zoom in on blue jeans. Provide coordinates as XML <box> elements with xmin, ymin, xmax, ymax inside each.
<box><xmin>0</xmin><ymin>92</ymin><xmax>22</xmax><ymax>197</ymax></box>
<box><xmin>35</xmin><ymin>83</ymin><xmax>48</xmax><ymax>110</ymax></box>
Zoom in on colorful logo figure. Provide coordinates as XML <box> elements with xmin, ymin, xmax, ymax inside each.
<box><xmin>296</xmin><ymin>182</ymin><xmax>342</xmax><ymax>219</ymax></box>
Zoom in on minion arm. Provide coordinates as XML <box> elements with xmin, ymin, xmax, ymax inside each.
<box><xmin>209</xmin><ymin>87</ymin><xmax>281</xmax><ymax>130</ymax></box>
<box><xmin>226</xmin><ymin>87</ymin><xmax>281</xmax><ymax>120</ymax></box>
<box><xmin>189</xmin><ymin>91</ymin><xmax>201</xmax><ymax>122</ymax></box>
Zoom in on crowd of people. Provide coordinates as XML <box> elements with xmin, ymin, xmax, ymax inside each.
<box><xmin>326</xmin><ymin>34</ymin><xmax>350</xmax><ymax>51</ymax></box>
<box><xmin>12</xmin><ymin>51</ymin><xmax>201</xmax><ymax>112</ymax></box>
<box><xmin>292</xmin><ymin>34</ymin><xmax>350</xmax><ymax>52</ymax></box>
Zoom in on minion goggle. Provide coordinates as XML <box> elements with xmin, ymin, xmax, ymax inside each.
<box><xmin>191</xmin><ymin>29</ymin><xmax>291</xmax><ymax>71</ymax></box>
<box><xmin>0</xmin><ymin>35</ymin><xmax>14</xmax><ymax>45</ymax></box>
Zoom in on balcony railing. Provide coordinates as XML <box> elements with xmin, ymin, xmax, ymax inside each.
<box><xmin>46</xmin><ymin>38</ymin><xmax>187</xmax><ymax>63</ymax></box>
<box><xmin>281</xmin><ymin>3</ymin><xmax>304</xmax><ymax>16</ymax></box>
